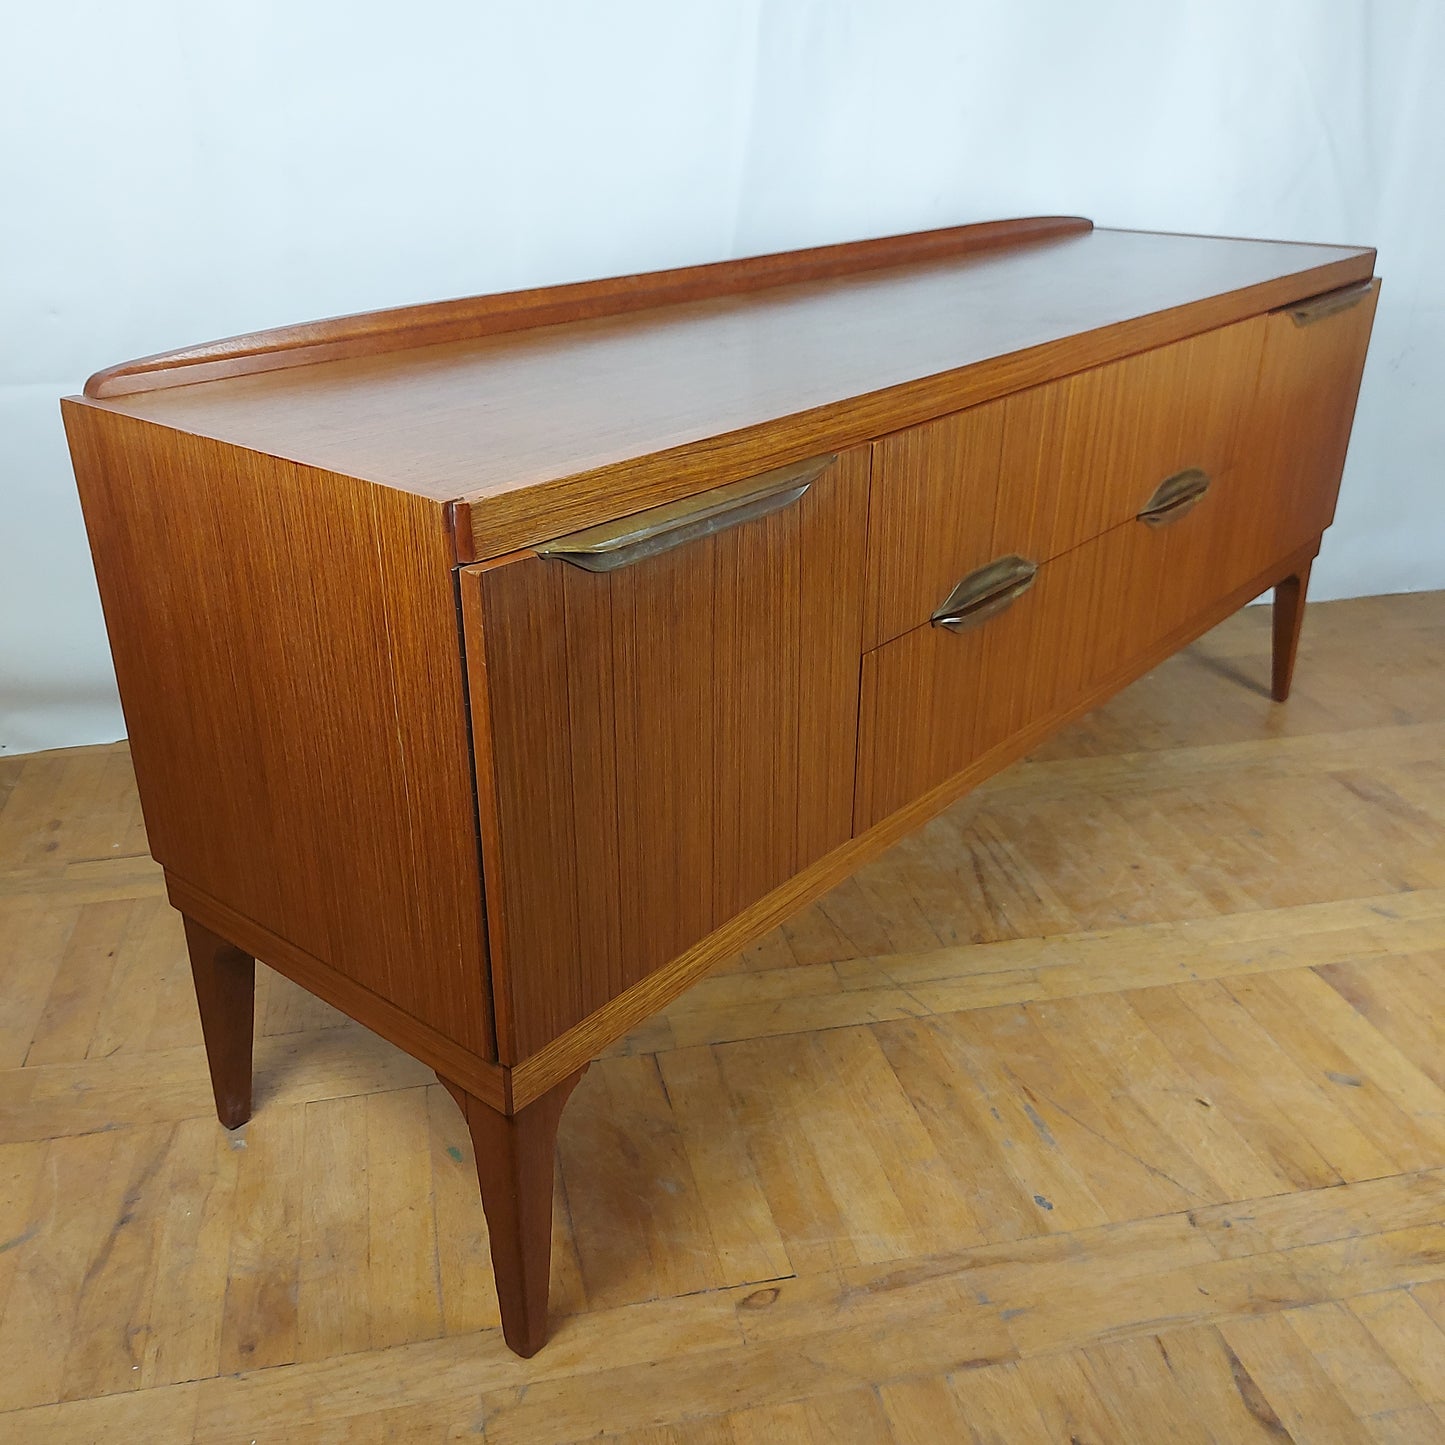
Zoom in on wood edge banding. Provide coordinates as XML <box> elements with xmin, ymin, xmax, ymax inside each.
<box><xmin>506</xmin><ymin>536</ymin><xmax>1322</xmax><ymax>1108</ymax></box>
<box><xmin>82</xmin><ymin>217</ymin><xmax>1092</xmax><ymax>399</ymax></box>
<box><xmin>447</xmin><ymin>500</ymin><xmax>478</xmax><ymax>565</ymax></box>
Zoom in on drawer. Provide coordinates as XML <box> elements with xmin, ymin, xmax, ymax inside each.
<box><xmin>856</xmin><ymin>465</ymin><xmax>1260</xmax><ymax>831</ymax></box>
<box><xmin>864</xmin><ymin>315</ymin><xmax>1268</xmax><ymax>648</ymax></box>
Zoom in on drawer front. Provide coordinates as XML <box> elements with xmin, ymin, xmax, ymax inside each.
<box><xmin>464</xmin><ymin>450</ymin><xmax>870</xmax><ymax>1061</ymax></box>
<box><xmin>865</xmin><ymin>315</ymin><xmax>1268</xmax><ymax>648</ymax></box>
<box><xmin>856</xmin><ymin>470</ymin><xmax>1262</xmax><ymax>831</ymax></box>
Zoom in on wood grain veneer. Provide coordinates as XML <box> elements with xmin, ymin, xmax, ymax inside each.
<box><xmin>1235</xmin><ymin>279</ymin><xmax>1380</xmax><ymax>569</ymax></box>
<box><xmin>61</xmin><ymin>405</ymin><xmax>495</xmax><ymax>1059</ymax></box>
<box><xmin>62</xmin><ymin>217</ymin><xmax>1380</xmax><ymax>1356</ymax></box>
<box><xmin>464</xmin><ymin>451</ymin><xmax>870</xmax><ymax>1062</ymax></box>
<box><xmin>858</xmin><ymin>455</ymin><xmax>1288</xmax><ymax>829</ymax></box>
<box><xmin>865</xmin><ymin>314</ymin><xmax>1269</xmax><ymax>648</ymax></box>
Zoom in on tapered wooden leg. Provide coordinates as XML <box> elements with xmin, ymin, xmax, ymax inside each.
<box><xmin>182</xmin><ymin>915</ymin><xmax>256</xmax><ymax>1130</ymax></box>
<box><xmin>1271</xmin><ymin>557</ymin><xmax>1313</xmax><ymax>702</ymax></box>
<box><xmin>439</xmin><ymin>1069</ymin><xmax>585</xmax><ymax>1358</ymax></box>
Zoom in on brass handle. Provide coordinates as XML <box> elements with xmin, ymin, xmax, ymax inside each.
<box><xmin>1137</xmin><ymin>468</ymin><xmax>1211</xmax><ymax>528</ymax></box>
<box><xmin>537</xmin><ymin>455</ymin><xmax>834</xmax><ymax>571</ymax></box>
<box><xmin>931</xmin><ymin>555</ymin><xmax>1038</xmax><ymax>633</ymax></box>
<box><xmin>1287</xmin><ymin>279</ymin><xmax>1374</xmax><ymax>328</ymax></box>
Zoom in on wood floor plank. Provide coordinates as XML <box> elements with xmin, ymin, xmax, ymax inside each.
<box><xmin>0</xmin><ymin>853</ymin><xmax>165</xmax><ymax>906</ymax></box>
<box><xmin>0</xmin><ymin>1139</ymin><xmax>47</xmax><ymax>1330</ymax></box>
<box><xmin>1348</xmin><ymin>1288</ymin><xmax>1445</xmax><ymax>1405</ymax></box>
<box><xmin>916</xmin><ymin>1010</ymin><xmax>1111</xmax><ymax>1234</ymax></box>
<box><xmin>1031</xmin><ymin>990</ymin><xmax>1290</xmax><ymax>1203</ymax></box>
<box><xmin>1150</xmin><ymin>1323</ymin><xmax>1301</xmax><ymax>1442</ymax></box>
<box><xmin>1364</xmin><ymin>1405</ymin><xmax>1445</xmax><ymax>1444</ymax></box>
<box><xmin>139</xmin><ymin>1116</ymin><xmax>239</xmax><ymax>1389</ymax></box>
<box><xmin>1220</xmin><ymin>1311</ymin><xmax>1377</xmax><ymax>1444</ymax></box>
<box><xmin>656</xmin><ymin>1045</ymin><xmax>795</xmax><ymax>1285</ymax></box>
<box><xmin>87</xmin><ymin>897</ymin><xmax>186</xmax><ymax>1059</ymax></box>
<box><xmin>0</xmin><ymin>1025</ymin><xmax>434</xmax><ymax>1145</ymax></box>
<box><xmin>1010</xmin><ymin>1351</ymin><xmax>1132</xmax><ymax>1442</ymax></box>
<box><xmin>1188</xmin><ymin>1167</ymin><xmax>1445</xmax><ymax>1259</ymax></box>
<box><xmin>0</xmin><ymin>746</ymin><xmax>145</xmax><ymax>872</ymax></box>
<box><xmin>816</xmin><ymin>1026</ymin><xmax>988</xmax><ymax>1256</ymax></box>
<box><xmin>592</xmin><ymin>1424</ymin><xmax>736</xmax><ymax>1445</ymax></box>
<box><xmin>21</xmin><ymin>899</ymin><xmax>131</xmax><ymax>1066</ymax></box>
<box><xmin>942</xmin><ymin>1361</ymin><xmax>1055</xmax><ymax>1445</ymax></box>
<box><xmin>58</xmin><ymin>1124</ymin><xmax>177</xmax><ymax>1402</ymax></box>
<box><xmin>364</xmin><ymin>1086</ymin><xmax>442</xmax><ymax>1351</ymax></box>
<box><xmin>865</xmin><ymin>887</ymin><xmax>1445</xmax><ymax>1027</ymax></box>
<box><xmin>1413</xmin><ymin>1277</ymin><xmax>1445</xmax><ymax>1332</ymax></box>
<box><xmin>194</xmin><ymin>1293</ymin><xmax>744</xmax><ymax>1441</ymax></box>
<box><xmin>217</xmin><ymin>1106</ymin><xmax>304</xmax><ymax>1373</ymax></box>
<box><xmin>426</xmin><ymin>1081</ymin><xmax>503</xmax><ymax>1336</ymax></box>
<box><xmin>1285</xmin><ymin>1299</ymin><xmax>1426</xmax><ymax>1417</ymax></box>
<box><xmin>1129</xmin><ymin>979</ymin><xmax>1394</xmax><ymax>1188</ymax></box>
<box><xmin>256</xmin><ymin>965</ymin><xmax>351</xmax><ymax>1038</ymax></box>
<box><xmin>561</xmin><ymin>1055</ymin><xmax>723</xmax><ymax>1310</ymax></box>
<box><xmin>729</xmin><ymin>1387</ymin><xmax>891</xmax><ymax>1445</ymax></box>
<box><xmin>794</xmin><ymin>1387</ymin><xmax>896</xmax><ymax>1445</ymax></box>
<box><xmin>297</xmin><ymin>1093</ymin><xmax>371</xmax><ymax>1362</ymax></box>
<box><xmin>871</xmin><ymin>1015</ymin><xmax>1045</xmax><ymax>1243</ymax></box>
<box><xmin>1317</xmin><ymin>951</ymin><xmax>1445</xmax><ymax>1092</ymax></box>
<box><xmin>712</xmin><ymin>1037</ymin><xmax>867</xmax><ymax>1276</ymax></box>
<box><xmin>877</xmin><ymin>1374</ymin><xmax>980</xmax><ymax>1444</ymax></box>
<box><xmin>1220</xmin><ymin>967</ymin><xmax>1445</xmax><ymax>1172</ymax></box>
<box><xmin>664</xmin><ymin>982</ymin><xmax>925</xmax><ymax>1052</ymax></box>
<box><xmin>0</xmin><ymin>900</ymin><xmax>77</xmax><ymax>1070</ymax></box>
<box><xmin>0</xmin><ymin>1381</ymin><xmax>200</xmax><ymax>1445</ymax></box>
<box><xmin>998</xmin><ymin>998</ymin><xmax>1220</xmax><ymax>1218</ymax></box>
<box><xmin>0</xmin><ymin>1129</ymin><xmax>129</xmax><ymax>1411</ymax></box>
<box><xmin>1078</xmin><ymin>1333</ymin><xmax>1221</xmax><ymax>1445</ymax></box>
<box><xmin>996</xmin><ymin>719</ymin><xmax>1445</xmax><ymax>805</ymax></box>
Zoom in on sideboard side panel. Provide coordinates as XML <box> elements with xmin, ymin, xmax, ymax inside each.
<box><xmin>465</xmin><ymin>449</ymin><xmax>871</xmax><ymax>1062</ymax></box>
<box><xmin>61</xmin><ymin>403</ymin><xmax>495</xmax><ymax>1057</ymax></box>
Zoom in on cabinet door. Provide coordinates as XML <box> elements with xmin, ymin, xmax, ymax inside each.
<box><xmin>464</xmin><ymin>450</ymin><xmax>870</xmax><ymax>1061</ymax></box>
<box><xmin>1226</xmin><ymin>279</ymin><xmax>1379</xmax><ymax>579</ymax></box>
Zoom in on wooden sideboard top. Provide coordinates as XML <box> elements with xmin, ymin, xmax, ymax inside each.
<box><xmin>70</xmin><ymin>218</ymin><xmax>1374</xmax><ymax>561</ymax></box>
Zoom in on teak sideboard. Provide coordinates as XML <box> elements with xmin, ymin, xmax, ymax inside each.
<box><xmin>62</xmin><ymin>216</ymin><xmax>1379</xmax><ymax>1357</ymax></box>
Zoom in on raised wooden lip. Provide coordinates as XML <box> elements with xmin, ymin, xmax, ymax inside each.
<box><xmin>83</xmin><ymin>216</ymin><xmax>1093</xmax><ymax>399</ymax></box>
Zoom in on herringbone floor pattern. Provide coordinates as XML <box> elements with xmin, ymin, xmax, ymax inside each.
<box><xmin>2</xmin><ymin>593</ymin><xmax>1445</xmax><ymax>1442</ymax></box>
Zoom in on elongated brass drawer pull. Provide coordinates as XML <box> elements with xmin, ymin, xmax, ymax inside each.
<box><xmin>537</xmin><ymin>455</ymin><xmax>834</xmax><ymax>571</ymax></box>
<box><xmin>931</xmin><ymin>555</ymin><xmax>1039</xmax><ymax>633</ymax></box>
<box><xmin>1287</xmin><ymin>279</ymin><xmax>1374</xmax><ymax>327</ymax></box>
<box><xmin>1137</xmin><ymin>467</ymin><xmax>1212</xmax><ymax>528</ymax></box>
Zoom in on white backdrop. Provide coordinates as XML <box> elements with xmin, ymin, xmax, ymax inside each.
<box><xmin>3</xmin><ymin>0</ymin><xmax>1442</xmax><ymax>755</ymax></box>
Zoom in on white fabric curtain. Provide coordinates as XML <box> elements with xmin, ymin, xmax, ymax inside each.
<box><xmin>2</xmin><ymin>0</ymin><xmax>1441</xmax><ymax>754</ymax></box>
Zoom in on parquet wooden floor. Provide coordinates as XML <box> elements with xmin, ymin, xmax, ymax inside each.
<box><xmin>3</xmin><ymin>592</ymin><xmax>1445</xmax><ymax>1443</ymax></box>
